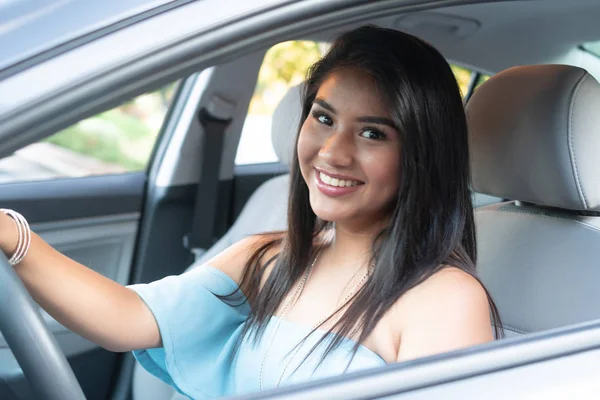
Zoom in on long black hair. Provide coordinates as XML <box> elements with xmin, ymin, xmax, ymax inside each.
<box><xmin>234</xmin><ymin>25</ymin><xmax>502</xmax><ymax>362</ymax></box>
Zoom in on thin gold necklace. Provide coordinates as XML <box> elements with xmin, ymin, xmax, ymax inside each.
<box><xmin>258</xmin><ymin>251</ymin><xmax>372</xmax><ymax>390</ymax></box>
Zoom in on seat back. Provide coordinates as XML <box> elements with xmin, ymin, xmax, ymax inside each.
<box><xmin>467</xmin><ymin>65</ymin><xmax>600</xmax><ymax>337</ymax></box>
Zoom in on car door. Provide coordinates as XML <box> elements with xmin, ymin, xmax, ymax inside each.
<box><xmin>0</xmin><ymin>80</ymin><xmax>186</xmax><ymax>399</ymax></box>
<box><xmin>229</xmin><ymin>319</ymin><xmax>600</xmax><ymax>399</ymax></box>
<box><xmin>0</xmin><ymin>6</ymin><xmax>203</xmax><ymax>398</ymax></box>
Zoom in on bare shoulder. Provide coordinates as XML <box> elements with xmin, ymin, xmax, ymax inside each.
<box><xmin>205</xmin><ymin>234</ymin><xmax>282</xmax><ymax>284</ymax></box>
<box><xmin>394</xmin><ymin>267</ymin><xmax>494</xmax><ymax>362</ymax></box>
<box><xmin>402</xmin><ymin>267</ymin><xmax>488</xmax><ymax>307</ymax></box>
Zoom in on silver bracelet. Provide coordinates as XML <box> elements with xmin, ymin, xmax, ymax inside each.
<box><xmin>0</xmin><ymin>208</ymin><xmax>31</xmax><ymax>266</ymax></box>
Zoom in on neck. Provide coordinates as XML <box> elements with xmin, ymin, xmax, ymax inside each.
<box><xmin>323</xmin><ymin>219</ymin><xmax>386</xmax><ymax>271</ymax></box>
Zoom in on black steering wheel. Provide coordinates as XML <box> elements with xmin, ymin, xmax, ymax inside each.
<box><xmin>0</xmin><ymin>252</ymin><xmax>86</xmax><ymax>399</ymax></box>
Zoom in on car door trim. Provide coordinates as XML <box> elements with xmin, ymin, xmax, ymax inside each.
<box><xmin>232</xmin><ymin>319</ymin><xmax>600</xmax><ymax>399</ymax></box>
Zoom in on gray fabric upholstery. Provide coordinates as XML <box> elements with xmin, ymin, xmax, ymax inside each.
<box><xmin>470</xmin><ymin>65</ymin><xmax>600</xmax><ymax>340</ymax></box>
<box><xmin>467</xmin><ymin>64</ymin><xmax>600</xmax><ymax>212</ymax></box>
<box><xmin>476</xmin><ymin>202</ymin><xmax>600</xmax><ymax>337</ymax></box>
<box><xmin>271</xmin><ymin>83</ymin><xmax>302</xmax><ymax>166</ymax></box>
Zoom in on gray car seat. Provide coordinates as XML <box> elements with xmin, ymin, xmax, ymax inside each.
<box><xmin>467</xmin><ymin>64</ymin><xmax>600</xmax><ymax>337</ymax></box>
<box><xmin>131</xmin><ymin>85</ymin><xmax>302</xmax><ymax>400</ymax></box>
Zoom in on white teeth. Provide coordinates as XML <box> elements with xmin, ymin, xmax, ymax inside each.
<box><xmin>319</xmin><ymin>172</ymin><xmax>359</xmax><ymax>187</ymax></box>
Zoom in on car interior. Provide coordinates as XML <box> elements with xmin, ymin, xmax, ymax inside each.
<box><xmin>2</xmin><ymin>0</ymin><xmax>600</xmax><ymax>399</ymax></box>
<box><xmin>134</xmin><ymin>2</ymin><xmax>600</xmax><ymax>398</ymax></box>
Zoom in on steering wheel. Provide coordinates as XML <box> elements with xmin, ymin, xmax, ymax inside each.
<box><xmin>0</xmin><ymin>252</ymin><xmax>86</xmax><ymax>399</ymax></box>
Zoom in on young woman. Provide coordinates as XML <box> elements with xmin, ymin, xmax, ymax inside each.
<box><xmin>0</xmin><ymin>26</ymin><xmax>501</xmax><ymax>399</ymax></box>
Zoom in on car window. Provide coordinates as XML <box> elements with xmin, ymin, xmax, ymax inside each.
<box><xmin>475</xmin><ymin>73</ymin><xmax>491</xmax><ymax>90</ymax></box>
<box><xmin>235</xmin><ymin>41</ymin><xmax>328</xmax><ymax>165</ymax></box>
<box><xmin>450</xmin><ymin>64</ymin><xmax>475</xmax><ymax>97</ymax></box>
<box><xmin>450</xmin><ymin>64</ymin><xmax>491</xmax><ymax>98</ymax></box>
<box><xmin>0</xmin><ymin>82</ymin><xmax>179</xmax><ymax>184</ymax></box>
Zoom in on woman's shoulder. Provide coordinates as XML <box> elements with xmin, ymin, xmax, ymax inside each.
<box><xmin>394</xmin><ymin>266</ymin><xmax>490</xmax><ymax>322</ymax></box>
<box><xmin>391</xmin><ymin>266</ymin><xmax>494</xmax><ymax>361</ymax></box>
<box><xmin>205</xmin><ymin>233</ymin><xmax>283</xmax><ymax>285</ymax></box>
<box><xmin>407</xmin><ymin>267</ymin><xmax>486</xmax><ymax>300</ymax></box>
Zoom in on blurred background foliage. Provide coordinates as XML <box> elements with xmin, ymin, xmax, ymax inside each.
<box><xmin>248</xmin><ymin>41</ymin><xmax>327</xmax><ymax>114</ymax></box>
<box><xmin>44</xmin><ymin>82</ymin><xmax>179</xmax><ymax>171</ymax></box>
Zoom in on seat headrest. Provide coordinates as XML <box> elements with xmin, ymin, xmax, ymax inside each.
<box><xmin>467</xmin><ymin>65</ymin><xmax>600</xmax><ymax>212</ymax></box>
<box><xmin>271</xmin><ymin>83</ymin><xmax>302</xmax><ymax>166</ymax></box>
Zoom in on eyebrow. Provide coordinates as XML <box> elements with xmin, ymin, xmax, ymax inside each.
<box><xmin>314</xmin><ymin>98</ymin><xmax>397</xmax><ymax>130</ymax></box>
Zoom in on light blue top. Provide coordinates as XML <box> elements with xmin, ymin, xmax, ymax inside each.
<box><xmin>128</xmin><ymin>265</ymin><xmax>386</xmax><ymax>399</ymax></box>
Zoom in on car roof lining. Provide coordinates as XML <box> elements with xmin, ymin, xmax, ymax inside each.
<box><xmin>293</xmin><ymin>0</ymin><xmax>600</xmax><ymax>77</ymax></box>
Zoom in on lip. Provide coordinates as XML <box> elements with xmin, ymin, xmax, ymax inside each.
<box><xmin>314</xmin><ymin>168</ymin><xmax>363</xmax><ymax>197</ymax></box>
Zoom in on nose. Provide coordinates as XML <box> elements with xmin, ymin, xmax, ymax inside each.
<box><xmin>318</xmin><ymin>129</ymin><xmax>354</xmax><ymax>167</ymax></box>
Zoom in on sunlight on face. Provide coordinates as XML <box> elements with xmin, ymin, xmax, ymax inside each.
<box><xmin>297</xmin><ymin>68</ymin><xmax>402</xmax><ymax>231</ymax></box>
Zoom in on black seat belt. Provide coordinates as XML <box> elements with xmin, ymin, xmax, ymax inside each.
<box><xmin>185</xmin><ymin>96</ymin><xmax>234</xmax><ymax>251</ymax></box>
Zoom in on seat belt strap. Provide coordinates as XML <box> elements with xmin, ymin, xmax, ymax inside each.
<box><xmin>185</xmin><ymin>96</ymin><xmax>234</xmax><ymax>251</ymax></box>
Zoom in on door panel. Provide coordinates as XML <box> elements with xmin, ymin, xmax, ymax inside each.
<box><xmin>384</xmin><ymin>348</ymin><xmax>600</xmax><ymax>399</ymax></box>
<box><xmin>0</xmin><ymin>173</ymin><xmax>146</xmax><ymax>222</ymax></box>
<box><xmin>0</xmin><ymin>173</ymin><xmax>146</xmax><ymax>400</ymax></box>
<box><xmin>35</xmin><ymin>212</ymin><xmax>139</xmax><ymax>285</ymax></box>
<box><xmin>233</xmin><ymin>321</ymin><xmax>600</xmax><ymax>400</ymax></box>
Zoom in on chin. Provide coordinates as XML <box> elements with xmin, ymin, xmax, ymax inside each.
<box><xmin>310</xmin><ymin>204</ymin><xmax>354</xmax><ymax>223</ymax></box>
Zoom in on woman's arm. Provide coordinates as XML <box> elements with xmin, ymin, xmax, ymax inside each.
<box><xmin>0</xmin><ymin>210</ymin><xmax>274</xmax><ymax>353</ymax></box>
<box><xmin>0</xmin><ymin>212</ymin><xmax>161</xmax><ymax>353</ymax></box>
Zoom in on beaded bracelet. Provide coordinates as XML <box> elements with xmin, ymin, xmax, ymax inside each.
<box><xmin>0</xmin><ymin>209</ymin><xmax>31</xmax><ymax>266</ymax></box>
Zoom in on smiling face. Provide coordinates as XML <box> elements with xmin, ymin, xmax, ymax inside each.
<box><xmin>297</xmin><ymin>68</ymin><xmax>402</xmax><ymax>229</ymax></box>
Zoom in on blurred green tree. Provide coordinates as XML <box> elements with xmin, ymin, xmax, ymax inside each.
<box><xmin>249</xmin><ymin>41</ymin><xmax>326</xmax><ymax>114</ymax></box>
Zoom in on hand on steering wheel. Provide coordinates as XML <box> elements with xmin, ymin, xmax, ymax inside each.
<box><xmin>0</xmin><ymin>252</ymin><xmax>86</xmax><ymax>400</ymax></box>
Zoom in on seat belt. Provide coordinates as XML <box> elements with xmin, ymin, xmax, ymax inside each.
<box><xmin>184</xmin><ymin>95</ymin><xmax>235</xmax><ymax>253</ymax></box>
